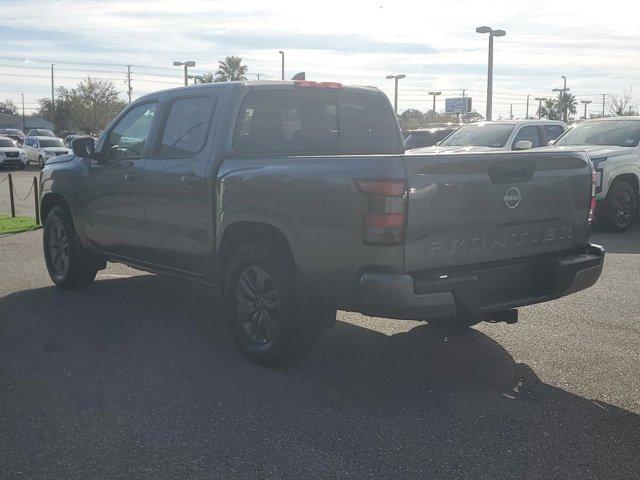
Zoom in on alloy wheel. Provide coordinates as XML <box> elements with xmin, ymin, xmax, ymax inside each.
<box><xmin>235</xmin><ymin>265</ymin><xmax>280</xmax><ymax>344</ymax></box>
<box><xmin>48</xmin><ymin>220</ymin><xmax>70</xmax><ymax>276</ymax></box>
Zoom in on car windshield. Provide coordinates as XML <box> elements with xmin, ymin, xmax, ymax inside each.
<box><xmin>40</xmin><ymin>139</ymin><xmax>64</xmax><ymax>148</ymax></box>
<box><xmin>439</xmin><ymin>123</ymin><xmax>514</xmax><ymax>147</ymax></box>
<box><xmin>36</xmin><ymin>129</ymin><xmax>55</xmax><ymax>137</ymax></box>
<box><xmin>0</xmin><ymin>139</ymin><xmax>16</xmax><ymax>147</ymax></box>
<box><xmin>555</xmin><ymin>120</ymin><xmax>640</xmax><ymax>147</ymax></box>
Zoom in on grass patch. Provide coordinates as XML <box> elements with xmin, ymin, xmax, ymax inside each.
<box><xmin>0</xmin><ymin>214</ymin><xmax>41</xmax><ymax>235</ymax></box>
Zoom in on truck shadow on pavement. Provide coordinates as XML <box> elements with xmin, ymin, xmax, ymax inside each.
<box><xmin>1</xmin><ymin>274</ymin><xmax>638</xmax><ymax>479</ymax></box>
<box><xmin>592</xmin><ymin>221</ymin><xmax>640</xmax><ymax>254</ymax></box>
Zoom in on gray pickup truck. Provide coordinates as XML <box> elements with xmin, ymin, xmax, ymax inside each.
<box><xmin>40</xmin><ymin>81</ymin><xmax>604</xmax><ymax>364</ymax></box>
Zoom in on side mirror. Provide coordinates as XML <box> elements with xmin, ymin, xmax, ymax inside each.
<box><xmin>514</xmin><ymin>140</ymin><xmax>533</xmax><ymax>150</ymax></box>
<box><xmin>72</xmin><ymin>136</ymin><xmax>95</xmax><ymax>158</ymax></box>
<box><xmin>547</xmin><ymin>140</ymin><xmax>556</xmax><ymax>146</ymax></box>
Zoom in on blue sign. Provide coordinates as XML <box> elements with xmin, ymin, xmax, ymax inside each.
<box><xmin>445</xmin><ymin>97</ymin><xmax>472</xmax><ymax>114</ymax></box>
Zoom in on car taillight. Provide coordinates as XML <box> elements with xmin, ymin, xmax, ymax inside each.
<box><xmin>587</xmin><ymin>169</ymin><xmax>597</xmax><ymax>225</ymax></box>
<box><xmin>356</xmin><ymin>179</ymin><xmax>407</xmax><ymax>244</ymax></box>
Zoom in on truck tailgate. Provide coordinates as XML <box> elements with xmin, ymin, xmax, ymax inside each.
<box><xmin>402</xmin><ymin>150</ymin><xmax>593</xmax><ymax>272</ymax></box>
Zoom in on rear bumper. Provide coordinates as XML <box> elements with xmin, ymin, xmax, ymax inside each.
<box><xmin>355</xmin><ymin>244</ymin><xmax>604</xmax><ymax>321</ymax></box>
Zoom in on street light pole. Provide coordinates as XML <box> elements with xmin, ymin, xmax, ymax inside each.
<box><xmin>526</xmin><ymin>94</ymin><xmax>530</xmax><ymax>119</ymax></box>
<box><xmin>279</xmin><ymin>51</ymin><xmax>285</xmax><ymax>80</ymax></box>
<box><xmin>173</xmin><ymin>61</ymin><xmax>196</xmax><ymax>86</ymax></box>
<box><xmin>50</xmin><ymin>64</ymin><xmax>54</xmax><ymax>103</ymax></box>
<box><xmin>20</xmin><ymin>93</ymin><xmax>25</xmax><ymax>132</ymax></box>
<box><xmin>602</xmin><ymin>93</ymin><xmax>606</xmax><ymax>117</ymax></box>
<box><xmin>476</xmin><ymin>26</ymin><xmax>506</xmax><ymax>122</ymax></box>
<box><xmin>553</xmin><ymin>76</ymin><xmax>570</xmax><ymax>122</ymax></box>
<box><xmin>535</xmin><ymin>97</ymin><xmax>546</xmax><ymax>118</ymax></box>
<box><xmin>126</xmin><ymin>65</ymin><xmax>132</xmax><ymax>103</ymax></box>
<box><xmin>581</xmin><ymin>100</ymin><xmax>592</xmax><ymax>119</ymax></box>
<box><xmin>386</xmin><ymin>74</ymin><xmax>406</xmax><ymax>115</ymax></box>
<box><xmin>428</xmin><ymin>91</ymin><xmax>441</xmax><ymax>113</ymax></box>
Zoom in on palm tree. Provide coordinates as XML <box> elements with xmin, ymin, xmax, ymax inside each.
<box><xmin>214</xmin><ymin>56</ymin><xmax>248</xmax><ymax>82</ymax></box>
<box><xmin>558</xmin><ymin>92</ymin><xmax>578</xmax><ymax>118</ymax></box>
<box><xmin>539</xmin><ymin>98</ymin><xmax>560</xmax><ymax>120</ymax></box>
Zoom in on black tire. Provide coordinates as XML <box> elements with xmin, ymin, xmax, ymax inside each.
<box><xmin>600</xmin><ymin>180</ymin><xmax>637</xmax><ymax>232</ymax></box>
<box><xmin>224</xmin><ymin>243</ymin><xmax>320</xmax><ymax>365</ymax></box>
<box><xmin>43</xmin><ymin>206</ymin><xmax>98</xmax><ymax>289</ymax></box>
<box><xmin>38</xmin><ymin>156</ymin><xmax>44</xmax><ymax>169</ymax></box>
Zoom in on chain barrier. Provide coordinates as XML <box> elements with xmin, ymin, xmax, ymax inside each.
<box><xmin>0</xmin><ymin>174</ymin><xmax>8</xmax><ymax>184</ymax></box>
<box><xmin>11</xmin><ymin>181</ymin><xmax>35</xmax><ymax>202</ymax></box>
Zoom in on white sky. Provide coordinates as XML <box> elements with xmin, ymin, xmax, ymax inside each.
<box><xmin>1</xmin><ymin>0</ymin><xmax>639</xmax><ymax>119</ymax></box>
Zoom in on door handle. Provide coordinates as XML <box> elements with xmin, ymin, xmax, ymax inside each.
<box><xmin>124</xmin><ymin>171</ymin><xmax>140</xmax><ymax>184</ymax></box>
<box><xmin>181</xmin><ymin>175</ymin><xmax>201</xmax><ymax>188</ymax></box>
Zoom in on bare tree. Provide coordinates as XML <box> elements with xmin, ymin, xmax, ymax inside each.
<box><xmin>608</xmin><ymin>87</ymin><xmax>637</xmax><ymax>116</ymax></box>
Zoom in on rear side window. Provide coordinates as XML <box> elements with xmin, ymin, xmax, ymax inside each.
<box><xmin>512</xmin><ymin>126</ymin><xmax>543</xmax><ymax>148</ymax></box>
<box><xmin>543</xmin><ymin>124</ymin><xmax>565</xmax><ymax>141</ymax></box>
<box><xmin>157</xmin><ymin>96</ymin><xmax>215</xmax><ymax>158</ymax></box>
<box><xmin>234</xmin><ymin>90</ymin><xmax>402</xmax><ymax>154</ymax></box>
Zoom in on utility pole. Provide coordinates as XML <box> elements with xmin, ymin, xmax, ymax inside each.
<box><xmin>173</xmin><ymin>61</ymin><xmax>196</xmax><ymax>86</ymax></box>
<box><xmin>428</xmin><ymin>91</ymin><xmax>441</xmax><ymax>113</ymax></box>
<box><xmin>279</xmin><ymin>51</ymin><xmax>285</xmax><ymax>80</ymax></box>
<box><xmin>257</xmin><ymin>73</ymin><xmax>261</xmax><ymax>80</ymax></box>
<box><xmin>476</xmin><ymin>26</ymin><xmax>506</xmax><ymax>121</ymax></box>
<box><xmin>386</xmin><ymin>74</ymin><xmax>406</xmax><ymax>115</ymax></box>
<box><xmin>126</xmin><ymin>65</ymin><xmax>132</xmax><ymax>103</ymax></box>
<box><xmin>581</xmin><ymin>100</ymin><xmax>592</xmax><ymax>119</ymax></box>
<box><xmin>526</xmin><ymin>94</ymin><xmax>530</xmax><ymax>119</ymax></box>
<box><xmin>50</xmin><ymin>64</ymin><xmax>54</xmax><ymax>103</ymax></box>
<box><xmin>602</xmin><ymin>93</ymin><xmax>606</xmax><ymax>117</ymax></box>
<box><xmin>509</xmin><ymin>103</ymin><xmax>513</xmax><ymax>120</ymax></box>
<box><xmin>553</xmin><ymin>76</ymin><xmax>570</xmax><ymax>122</ymax></box>
<box><xmin>20</xmin><ymin>93</ymin><xmax>25</xmax><ymax>132</ymax></box>
<box><xmin>535</xmin><ymin>97</ymin><xmax>546</xmax><ymax>118</ymax></box>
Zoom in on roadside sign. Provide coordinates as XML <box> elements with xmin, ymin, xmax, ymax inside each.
<box><xmin>445</xmin><ymin>97</ymin><xmax>472</xmax><ymax>114</ymax></box>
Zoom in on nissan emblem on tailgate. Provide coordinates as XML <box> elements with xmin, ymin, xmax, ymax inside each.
<box><xmin>503</xmin><ymin>186</ymin><xmax>522</xmax><ymax>209</ymax></box>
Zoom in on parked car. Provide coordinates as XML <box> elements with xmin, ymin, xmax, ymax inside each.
<box><xmin>0</xmin><ymin>136</ymin><xmax>27</xmax><ymax>169</ymax></box>
<box><xmin>0</xmin><ymin>128</ymin><xmax>26</xmax><ymax>146</ymax></box>
<box><xmin>404</xmin><ymin>125</ymin><xmax>459</xmax><ymax>150</ymax></box>
<box><xmin>39</xmin><ymin>81</ymin><xmax>603</xmax><ymax>364</ymax></box>
<box><xmin>544</xmin><ymin>117</ymin><xmax>640</xmax><ymax>232</ymax></box>
<box><xmin>23</xmin><ymin>136</ymin><xmax>71</xmax><ymax>168</ymax></box>
<box><xmin>412</xmin><ymin>120</ymin><xmax>567</xmax><ymax>153</ymax></box>
<box><xmin>27</xmin><ymin>128</ymin><xmax>56</xmax><ymax>137</ymax></box>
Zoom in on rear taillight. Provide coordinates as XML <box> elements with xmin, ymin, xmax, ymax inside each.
<box><xmin>356</xmin><ymin>179</ymin><xmax>407</xmax><ymax>244</ymax></box>
<box><xmin>587</xmin><ymin>169</ymin><xmax>597</xmax><ymax>225</ymax></box>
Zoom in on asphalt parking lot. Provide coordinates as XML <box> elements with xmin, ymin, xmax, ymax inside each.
<box><xmin>0</xmin><ymin>166</ymin><xmax>41</xmax><ymax>218</ymax></box>
<box><xmin>1</xmin><ymin>227</ymin><xmax>639</xmax><ymax>479</ymax></box>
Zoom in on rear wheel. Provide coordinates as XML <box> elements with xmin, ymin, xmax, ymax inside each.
<box><xmin>43</xmin><ymin>206</ymin><xmax>98</xmax><ymax>289</ymax></box>
<box><xmin>601</xmin><ymin>180</ymin><xmax>637</xmax><ymax>232</ymax></box>
<box><xmin>38</xmin><ymin>156</ymin><xmax>44</xmax><ymax>169</ymax></box>
<box><xmin>224</xmin><ymin>243</ymin><xmax>320</xmax><ymax>365</ymax></box>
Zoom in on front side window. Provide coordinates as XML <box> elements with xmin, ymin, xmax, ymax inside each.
<box><xmin>104</xmin><ymin>102</ymin><xmax>157</xmax><ymax>161</ymax></box>
<box><xmin>233</xmin><ymin>89</ymin><xmax>402</xmax><ymax>154</ymax></box>
<box><xmin>543</xmin><ymin>125</ymin><xmax>565</xmax><ymax>141</ymax></box>
<box><xmin>555</xmin><ymin>120</ymin><xmax>640</xmax><ymax>147</ymax></box>
<box><xmin>512</xmin><ymin>126</ymin><xmax>542</xmax><ymax>148</ymax></box>
<box><xmin>156</xmin><ymin>96</ymin><xmax>214</xmax><ymax>158</ymax></box>
<box><xmin>440</xmin><ymin>123</ymin><xmax>514</xmax><ymax>148</ymax></box>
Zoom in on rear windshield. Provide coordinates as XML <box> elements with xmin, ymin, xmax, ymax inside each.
<box><xmin>440</xmin><ymin>123</ymin><xmax>514</xmax><ymax>148</ymax></box>
<box><xmin>405</xmin><ymin>129</ymin><xmax>454</xmax><ymax>148</ymax></box>
<box><xmin>555</xmin><ymin>120</ymin><xmax>640</xmax><ymax>147</ymax></box>
<box><xmin>234</xmin><ymin>89</ymin><xmax>402</xmax><ymax>154</ymax></box>
<box><xmin>40</xmin><ymin>139</ymin><xmax>64</xmax><ymax>148</ymax></box>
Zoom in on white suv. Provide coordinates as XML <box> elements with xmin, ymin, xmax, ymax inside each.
<box><xmin>0</xmin><ymin>136</ymin><xmax>27</xmax><ymax>169</ymax></box>
<box><xmin>547</xmin><ymin>117</ymin><xmax>640</xmax><ymax>231</ymax></box>
<box><xmin>23</xmin><ymin>136</ymin><xmax>71</xmax><ymax>168</ymax></box>
<box><xmin>411</xmin><ymin>120</ymin><xmax>567</xmax><ymax>153</ymax></box>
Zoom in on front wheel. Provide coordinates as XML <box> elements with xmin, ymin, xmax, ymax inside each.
<box><xmin>600</xmin><ymin>180</ymin><xmax>637</xmax><ymax>232</ymax></box>
<box><xmin>224</xmin><ymin>243</ymin><xmax>320</xmax><ymax>365</ymax></box>
<box><xmin>43</xmin><ymin>206</ymin><xmax>98</xmax><ymax>289</ymax></box>
<box><xmin>38</xmin><ymin>156</ymin><xmax>44</xmax><ymax>169</ymax></box>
